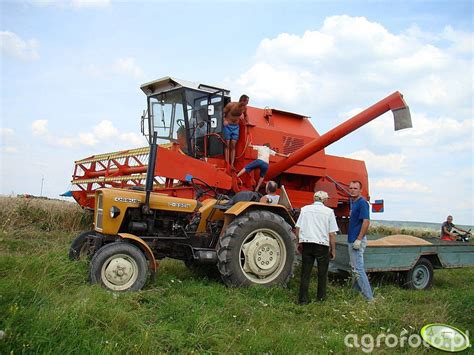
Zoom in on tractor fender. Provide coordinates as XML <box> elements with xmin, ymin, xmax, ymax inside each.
<box><xmin>117</xmin><ymin>233</ymin><xmax>158</xmax><ymax>274</ymax></box>
<box><xmin>222</xmin><ymin>201</ymin><xmax>295</xmax><ymax>235</ymax></box>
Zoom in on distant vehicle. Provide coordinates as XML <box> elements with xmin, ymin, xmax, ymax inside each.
<box><xmin>452</xmin><ymin>228</ymin><xmax>471</xmax><ymax>243</ymax></box>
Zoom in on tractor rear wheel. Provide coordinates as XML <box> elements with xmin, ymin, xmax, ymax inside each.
<box><xmin>68</xmin><ymin>230</ymin><xmax>95</xmax><ymax>261</ymax></box>
<box><xmin>217</xmin><ymin>210</ymin><xmax>295</xmax><ymax>287</ymax></box>
<box><xmin>90</xmin><ymin>242</ymin><xmax>148</xmax><ymax>292</ymax></box>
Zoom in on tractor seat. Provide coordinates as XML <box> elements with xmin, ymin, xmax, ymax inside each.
<box><xmin>213</xmin><ymin>191</ymin><xmax>262</xmax><ymax>211</ymax></box>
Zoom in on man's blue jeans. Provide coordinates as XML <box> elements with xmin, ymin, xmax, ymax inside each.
<box><xmin>348</xmin><ymin>238</ymin><xmax>374</xmax><ymax>300</ymax></box>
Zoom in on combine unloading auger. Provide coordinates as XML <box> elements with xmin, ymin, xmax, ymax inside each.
<box><xmin>266</xmin><ymin>91</ymin><xmax>411</xmax><ymax>179</ymax></box>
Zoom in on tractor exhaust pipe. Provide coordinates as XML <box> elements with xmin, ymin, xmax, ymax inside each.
<box><xmin>267</xmin><ymin>92</ymin><xmax>412</xmax><ymax>180</ymax></box>
<box><xmin>142</xmin><ymin>131</ymin><xmax>158</xmax><ymax>214</ymax></box>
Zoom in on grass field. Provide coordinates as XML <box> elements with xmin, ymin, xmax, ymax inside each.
<box><xmin>0</xmin><ymin>197</ymin><xmax>473</xmax><ymax>353</ymax></box>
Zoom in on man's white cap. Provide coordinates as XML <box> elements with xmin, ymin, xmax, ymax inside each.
<box><xmin>314</xmin><ymin>190</ymin><xmax>329</xmax><ymax>201</ymax></box>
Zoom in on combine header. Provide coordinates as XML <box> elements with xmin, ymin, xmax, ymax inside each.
<box><xmin>69</xmin><ymin>76</ymin><xmax>412</xmax><ymax>291</ymax></box>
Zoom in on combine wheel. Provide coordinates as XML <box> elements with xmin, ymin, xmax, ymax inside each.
<box><xmin>90</xmin><ymin>242</ymin><xmax>148</xmax><ymax>292</ymax></box>
<box><xmin>403</xmin><ymin>257</ymin><xmax>434</xmax><ymax>290</ymax></box>
<box><xmin>68</xmin><ymin>230</ymin><xmax>95</xmax><ymax>261</ymax></box>
<box><xmin>217</xmin><ymin>210</ymin><xmax>295</xmax><ymax>287</ymax></box>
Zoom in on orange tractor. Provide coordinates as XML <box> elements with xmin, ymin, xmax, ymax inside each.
<box><xmin>69</xmin><ymin>77</ymin><xmax>411</xmax><ymax>291</ymax></box>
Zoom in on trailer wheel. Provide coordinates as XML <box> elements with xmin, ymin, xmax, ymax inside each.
<box><xmin>68</xmin><ymin>230</ymin><xmax>95</xmax><ymax>261</ymax></box>
<box><xmin>217</xmin><ymin>210</ymin><xmax>295</xmax><ymax>287</ymax></box>
<box><xmin>404</xmin><ymin>257</ymin><xmax>434</xmax><ymax>290</ymax></box>
<box><xmin>90</xmin><ymin>242</ymin><xmax>148</xmax><ymax>292</ymax></box>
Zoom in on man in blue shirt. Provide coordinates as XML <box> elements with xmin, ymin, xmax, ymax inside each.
<box><xmin>347</xmin><ymin>180</ymin><xmax>374</xmax><ymax>301</ymax></box>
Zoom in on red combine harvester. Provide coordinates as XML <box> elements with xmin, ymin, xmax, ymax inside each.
<box><xmin>71</xmin><ymin>77</ymin><xmax>412</xmax><ymax>232</ymax></box>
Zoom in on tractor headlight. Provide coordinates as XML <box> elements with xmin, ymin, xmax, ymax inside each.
<box><xmin>109</xmin><ymin>206</ymin><xmax>121</xmax><ymax>218</ymax></box>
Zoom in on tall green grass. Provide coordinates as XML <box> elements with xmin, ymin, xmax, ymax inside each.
<box><xmin>0</xmin><ymin>196</ymin><xmax>92</xmax><ymax>233</ymax></box>
<box><xmin>0</xmin><ymin>197</ymin><xmax>472</xmax><ymax>353</ymax></box>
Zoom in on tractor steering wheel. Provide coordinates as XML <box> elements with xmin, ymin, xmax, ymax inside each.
<box><xmin>176</xmin><ymin>119</ymin><xmax>185</xmax><ymax>127</ymax></box>
<box><xmin>191</xmin><ymin>177</ymin><xmax>218</xmax><ymax>200</ymax></box>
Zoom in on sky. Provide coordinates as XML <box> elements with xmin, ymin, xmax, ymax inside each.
<box><xmin>0</xmin><ymin>0</ymin><xmax>473</xmax><ymax>225</ymax></box>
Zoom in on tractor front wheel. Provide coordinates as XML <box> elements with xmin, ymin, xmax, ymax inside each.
<box><xmin>217</xmin><ymin>210</ymin><xmax>295</xmax><ymax>287</ymax></box>
<box><xmin>90</xmin><ymin>242</ymin><xmax>148</xmax><ymax>292</ymax></box>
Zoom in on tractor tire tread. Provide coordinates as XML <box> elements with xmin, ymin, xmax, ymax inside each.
<box><xmin>217</xmin><ymin>210</ymin><xmax>295</xmax><ymax>288</ymax></box>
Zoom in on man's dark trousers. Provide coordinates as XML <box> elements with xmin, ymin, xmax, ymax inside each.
<box><xmin>299</xmin><ymin>242</ymin><xmax>329</xmax><ymax>303</ymax></box>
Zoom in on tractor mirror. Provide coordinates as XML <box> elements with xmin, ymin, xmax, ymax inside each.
<box><xmin>208</xmin><ymin>105</ymin><xmax>215</xmax><ymax>116</ymax></box>
<box><xmin>140</xmin><ymin>109</ymin><xmax>147</xmax><ymax>136</ymax></box>
<box><xmin>393</xmin><ymin>106</ymin><xmax>412</xmax><ymax>131</ymax></box>
<box><xmin>210</xmin><ymin>117</ymin><xmax>218</xmax><ymax>128</ymax></box>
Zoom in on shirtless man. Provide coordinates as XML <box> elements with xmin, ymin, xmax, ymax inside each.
<box><xmin>223</xmin><ymin>94</ymin><xmax>249</xmax><ymax>169</ymax></box>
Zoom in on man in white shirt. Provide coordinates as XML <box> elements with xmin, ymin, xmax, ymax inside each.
<box><xmin>236</xmin><ymin>143</ymin><xmax>289</xmax><ymax>191</ymax></box>
<box><xmin>295</xmin><ymin>191</ymin><xmax>338</xmax><ymax>304</ymax></box>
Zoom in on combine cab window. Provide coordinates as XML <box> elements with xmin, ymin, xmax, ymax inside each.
<box><xmin>147</xmin><ymin>88</ymin><xmax>226</xmax><ymax>157</ymax></box>
<box><xmin>185</xmin><ymin>90</ymin><xmax>224</xmax><ymax>157</ymax></box>
<box><xmin>150</xmin><ymin>90</ymin><xmax>185</xmax><ymax>144</ymax></box>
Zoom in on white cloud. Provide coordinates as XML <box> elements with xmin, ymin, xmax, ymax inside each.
<box><xmin>442</xmin><ymin>26</ymin><xmax>473</xmax><ymax>54</ymax></box>
<box><xmin>31</xmin><ymin>120</ymin><xmax>49</xmax><ymax>136</ymax></box>
<box><xmin>31</xmin><ymin>119</ymin><xmax>145</xmax><ymax>149</ymax></box>
<box><xmin>83</xmin><ymin>57</ymin><xmax>144</xmax><ymax>79</ymax></box>
<box><xmin>404</xmin><ymin>25</ymin><xmax>440</xmax><ymax>42</ymax></box>
<box><xmin>119</xmin><ymin>132</ymin><xmax>146</xmax><ymax>146</ymax></box>
<box><xmin>0</xmin><ymin>31</ymin><xmax>39</xmax><ymax>60</ymax></box>
<box><xmin>229</xmin><ymin>15</ymin><xmax>472</xmax><ymax>224</ymax></box>
<box><xmin>92</xmin><ymin>120</ymin><xmax>119</xmax><ymax>139</ymax></box>
<box><xmin>367</xmin><ymin>113</ymin><xmax>474</xmax><ymax>153</ymax></box>
<box><xmin>70</xmin><ymin>0</ymin><xmax>110</xmax><ymax>8</ymax></box>
<box><xmin>78</xmin><ymin>132</ymin><xmax>98</xmax><ymax>146</ymax></box>
<box><xmin>57</xmin><ymin>137</ymin><xmax>76</xmax><ymax>147</ymax></box>
<box><xmin>1</xmin><ymin>128</ymin><xmax>14</xmax><ymax>137</ymax></box>
<box><xmin>236</xmin><ymin>63</ymin><xmax>313</xmax><ymax>105</ymax></box>
<box><xmin>112</xmin><ymin>58</ymin><xmax>144</xmax><ymax>79</ymax></box>
<box><xmin>28</xmin><ymin>0</ymin><xmax>110</xmax><ymax>9</ymax></box>
<box><xmin>233</xmin><ymin>15</ymin><xmax>472</xmax><ymax>119</ymax></box>
<box><xmin>346</xmin><ymin>150</ymin><xmax>407</xmax><ymax>173</ymax></box>
<box><xmin>373</xmin><ymin>178</ymin><xmax>431</xmax><ymax>193</ymax></box>
<box><xmin>1</xmin><ymin>146</ymin><xmax>18</xmax><ymax>153</ymax></box>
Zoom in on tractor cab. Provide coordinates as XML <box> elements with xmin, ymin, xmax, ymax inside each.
<box><xmin>140</xmin><ymin>77</ymin><xmax>231</xmax><ymax>158</ymax></box>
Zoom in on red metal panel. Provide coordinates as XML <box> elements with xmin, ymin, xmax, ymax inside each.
<box><xmin>155</xmin><ymin>146</ymin><xmax>232</xmax><ymax>190</ymax></box>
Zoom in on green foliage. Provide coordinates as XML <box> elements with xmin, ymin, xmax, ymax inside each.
<box><xmin>1</xmin><ymin>231</ymin><xmax>473</xmax><ymax>353</ymax></box>
<box><xmin>0</xmin><ymin>197</ymin><xmax>472</xmax><ymax>353</ymax></box>
<box><xmin>368</xmin><ymin>224</ymin><xmax>439</xmax><ymax>238</ymax></box>
<box><xmin>0</xmin><ymin>196</ymin><xmax>92</xmax><ymax>233</ymax></box>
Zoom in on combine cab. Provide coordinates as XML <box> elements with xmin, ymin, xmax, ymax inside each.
<box><xmin>69</xmin><ymin>76</ymin><xmax>412</xmax><ymax>291</ymax></box>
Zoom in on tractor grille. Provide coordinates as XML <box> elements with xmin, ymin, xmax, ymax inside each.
<box><xmin>282</xmin><ymin>136</ymin><xmax>305</xmax><ymax>155</ymax></box>
<box><xmin>95</xmin><ymin>192</ymin><xmax>103</xmax><ymax>231</ymax></box>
